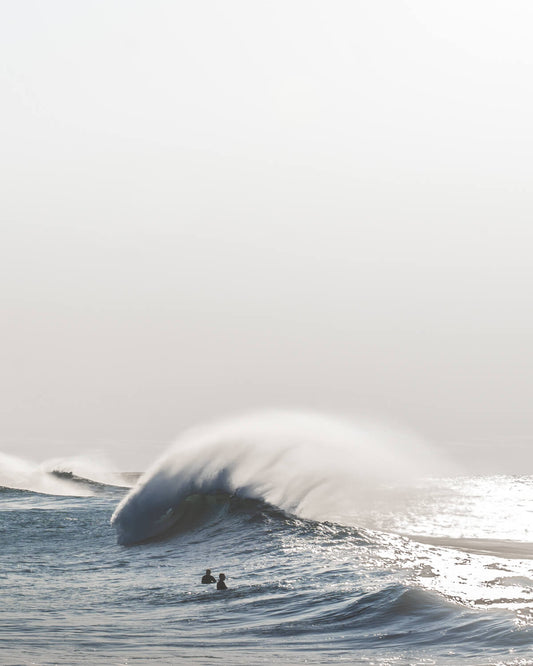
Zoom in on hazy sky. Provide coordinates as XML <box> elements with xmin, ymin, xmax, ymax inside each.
<box><xmin>2</xmin><ymin>1</ymin><xmax>533</xmax><ymax>470</ymax></box>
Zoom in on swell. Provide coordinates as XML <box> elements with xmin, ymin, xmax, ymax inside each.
<box><xmin>238</xmin><ymin>584</ymin><xmax>533</xmax><ymax>651</ymax></box>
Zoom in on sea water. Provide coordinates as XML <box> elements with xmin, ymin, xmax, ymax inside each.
<box><xmin>1</xmin><ymin>413</ymin><xmax>532</xmax><ymax>665</ymax></box>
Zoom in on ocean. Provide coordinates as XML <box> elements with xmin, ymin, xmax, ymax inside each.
<box><xmin>1</xmin><ymin>413</ymin><xmax>532</xmax><ymax>665</ymax></box>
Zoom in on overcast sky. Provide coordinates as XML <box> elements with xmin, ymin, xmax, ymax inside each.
<box><xmin>2</xmin><ymin>0</ymin><xmax>533</xmax><ymax>470</ymax></box>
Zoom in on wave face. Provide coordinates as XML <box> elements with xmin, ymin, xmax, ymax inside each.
<box><xmin>111</xmin><ymin>411</ymin><xmax>451</xmax><ymax>544</ymax></box>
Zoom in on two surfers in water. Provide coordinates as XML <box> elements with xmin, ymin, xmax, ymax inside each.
<box><xmin>201</xmin><ymin>569</ymin><xmax>227</xmax><ymax>590</ymax></box>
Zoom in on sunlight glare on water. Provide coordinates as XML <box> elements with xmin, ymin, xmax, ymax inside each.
<box><xmin>353</xmin><ymin>476</ymin><xmax>533</xmax><ymax>621</ymax></box>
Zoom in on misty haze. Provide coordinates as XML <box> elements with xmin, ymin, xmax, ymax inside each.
<box><xmin>1</xmin><ymin>2</ymin><xmax>532</xmax><ymax>665</ymax></box>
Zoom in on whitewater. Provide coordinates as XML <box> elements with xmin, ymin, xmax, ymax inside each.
<box><xmin>1</xmin><ymin>412</ymin><xmax>532</xmax><ymax>665</ymax></box>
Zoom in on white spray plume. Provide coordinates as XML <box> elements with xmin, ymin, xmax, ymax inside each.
<box><xmin>111</xmin><ymin>410</ymin><xmax>454</xmax><ymax>544</ymax></box>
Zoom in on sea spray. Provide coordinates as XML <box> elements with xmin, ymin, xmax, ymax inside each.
<box><xmin>0</xmin><ymin>451</ymin><xmax>94</xmax><ymax>496</ymax></box>
<box><xmin>111</xmin><ymin>410</ymin><xmax>453</xmax><ymax>544</ymax></box>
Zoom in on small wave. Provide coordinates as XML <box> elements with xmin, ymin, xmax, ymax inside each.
<box><xmin>241</xmin><ymin>583</ymin><xmax>533</xmax><ymax>649</ymax></box>
<box><xmin>42</xmin><ymin>456</ymin><xmax>132</xmax><ymax>489</ymax></box>
<box><xmin>49</xmin><ymin>469</ymin><xmax>130</xmax><ymax>492</ymax></box>
<box><xmin>0</xmin><ymin>451</ymin><xmax>131</xmax><ymax>497</ymax></box>
<box><xmin>0</xmin><ymin>452</ymin><xmax>94</xmax><ymax>496</ymax></box>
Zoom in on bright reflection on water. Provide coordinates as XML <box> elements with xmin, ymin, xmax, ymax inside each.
<box><xmin>352</xmin><ymin>475</ymin><xmax>533</xmax><ymax>542</ymax></box>
<box><xmin>340</xmin><ymin>475</ymin><xmax>533</xmax><ymax>621</ymax></box>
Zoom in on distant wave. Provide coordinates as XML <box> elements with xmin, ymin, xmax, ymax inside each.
<box><xmin>43</xmin><ymin>456</ymin><xmax>132</xmax><ymax>488</ymax></box>
<box><xmin>111</xmin><ymin>411</ymin><xmax>451</xmax><ymax>545</ymax></box>
<box><xmin>49</xmin><ymin>469</ymin><xmax>131</xmax><ymax>492</ymax></box>
<box><xmin>0</xmin><ymin>452</ymin><xmax>131</xmax><ymax>496</ymax></box>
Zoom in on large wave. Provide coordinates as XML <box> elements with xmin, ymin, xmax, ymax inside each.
<box><xmin>111</xmin><ymin>411</ymin><xmax>453</xmax><ymax>545</ymax></box>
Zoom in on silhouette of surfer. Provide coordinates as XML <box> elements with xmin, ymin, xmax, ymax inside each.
<box><xmin>216</xmin><ymin>573</ymin><xmax>227</xmax><ymax>590</ymax></box>
<box><xmin>201</xmin><ymin>569</ymin><xmax>216</xmax><ymax>584</ymax></box>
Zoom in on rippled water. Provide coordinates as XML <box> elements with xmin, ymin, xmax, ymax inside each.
<box><xmin>1</xmin><ymin>473</ymin><xmax>533</xmax><ymax>665</ymax></box>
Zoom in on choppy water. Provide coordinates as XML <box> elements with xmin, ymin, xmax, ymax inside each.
<box><xmin>1</xmin><ymin>414</ymin><xmax>532</xmax><ymax>665</ymax></box>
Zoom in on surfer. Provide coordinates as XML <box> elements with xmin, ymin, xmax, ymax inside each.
<box><xmin>216</xmin><ymin>573</ymin><xmax>227</xmax><ymax>590</ymax></box>
<box><xmin>201</xmin><ymin>569</ymin><xmax>216</xmax><ymax>584</ymax></box>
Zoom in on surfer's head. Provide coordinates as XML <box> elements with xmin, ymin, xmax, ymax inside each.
<box><xmin>205</xmin><ymin>569</ymin><xmax>211</xmax><ymax>575</ymax></box>
<box><xmin>218</xmin><ymin>573</ymin><xmax>225</xmax><ymax>581</ymax></box>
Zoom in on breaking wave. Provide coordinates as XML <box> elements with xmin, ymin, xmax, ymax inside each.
<box><xmin>111</xmin><ymin>410</ymin><xmax>452</xmax><ymax>544</ymax></box>
<box><xmin>0</xmin><ymin>451</ymin><xmax>131</xmax><ymax>496</ymax></box>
